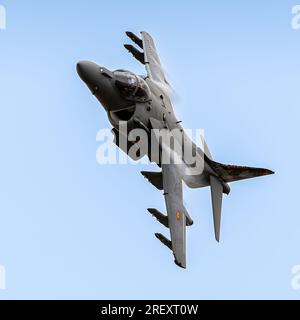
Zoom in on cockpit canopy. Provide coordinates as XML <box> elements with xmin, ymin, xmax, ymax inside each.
<box><xmin>114</xmin><ymin>70</ymin><xmax>151</xmax><ymax>102</ymax></box>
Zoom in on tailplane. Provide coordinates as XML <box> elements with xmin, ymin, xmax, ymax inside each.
<box><xmin>209</xmin><ymin>160</ymin><xmax>274</xmax><ymax>183</ymax></box>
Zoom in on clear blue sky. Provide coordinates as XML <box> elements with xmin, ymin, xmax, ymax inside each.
<box><xmin>0</xmin><ymin>0</ymin><xmax>299</xmax><ymax>299</ymax></box>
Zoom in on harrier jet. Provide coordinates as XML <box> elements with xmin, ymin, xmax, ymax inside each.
<box><xmin>77</xmin><ymin>31</ymin><xmax>274</xmax><ymax>268</ymax></box>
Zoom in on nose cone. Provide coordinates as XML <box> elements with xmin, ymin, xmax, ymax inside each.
<box><xmin>76</xmin><ymin>60</ymin><xmax>99</xmax><ymax>84</ymax></box>
<box><xmin>76</xmin><ymin>60</ymin><xmax>127</xmax><ymax>111</ymax></box>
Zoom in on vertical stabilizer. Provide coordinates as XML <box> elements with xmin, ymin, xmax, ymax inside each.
<box><xmin>210</xmin><ymin>175</ymin><xmax>223</xmax><ymax>242</ymax></box>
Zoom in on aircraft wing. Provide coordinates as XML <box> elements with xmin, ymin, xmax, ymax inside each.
<box><xmin>141</xmin><ymin>31</ymin><xmax>168</xmax><ymax>84</ymax></box>
<box><xmin>144</xmin><ymin>117</ymin><xmax>192</xmax><ymax>268</ymax></box>
<box><xmin>161</xmin><ymin>163</ymin><xmax>187</xmax><ymax>268</ymax></box>
<box><xmin>125</xmin><ymin>31</ymin><xmax>169</xmax><ymax>85</ymax></box>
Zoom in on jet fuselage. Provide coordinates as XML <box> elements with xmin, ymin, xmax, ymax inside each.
<box><xmin>77</xmin><ymin>60</ymin><xmax>214</xmax><ymax>189</ymax></box>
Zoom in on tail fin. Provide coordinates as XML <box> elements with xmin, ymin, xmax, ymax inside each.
<box><xmin>208</xmin><ymin>161</ymin><xmax>274</xmax><ymax>241</ymax></box>
<box><xmin>210</xmin><ymin>175</ymin><xmax>223</xmax><ymax>242</ymax></box>
<box><xmin>209</xmin><ymin>160</ymin><xmax>274</xmax><ymax>183</ymax></box>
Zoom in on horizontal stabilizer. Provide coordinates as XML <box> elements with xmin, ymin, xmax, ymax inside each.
<box><xmin>125</xmin><ymin>31</ymin><xmax>143</xmax><ymax>49</ymax></box>
<box><xmin>148</xmin><ymin>208</ymin><xmax>169</xmax><ymax>227</ymax></box>
<box><xmin>155</xmin><ymin>233</ymin><xmax>172</xmax><ymax>250</ymax></box>
<box><xmin>124</xmin><ymin>44</ymin><xmax>145</xmax><ymax>64</ymax></box>
<box><xmin>209</xmin><ymin>160</ymin><xmax>274</xmax><ymax>183</ymax></box>
<box><xmin>141</xmin><ymin>171</ymin><xmax>163</xmax><ymax>190</ymax></box>
<box><xmin>210</xmin><ymin>175</ymin><xmax>223</xmax><ymax>242</ymax></box>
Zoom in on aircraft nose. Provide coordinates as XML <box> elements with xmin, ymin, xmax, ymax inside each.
<box><xmin>76</xmin><ymin>60</ymin><xmax>99</xmax><ymax>83</ymax></box>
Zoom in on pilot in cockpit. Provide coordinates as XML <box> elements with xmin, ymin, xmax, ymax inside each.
<box><xmin>114</xmin><ymin>70</ymin><xmax>151</xmax><ymax>102</ymax></box>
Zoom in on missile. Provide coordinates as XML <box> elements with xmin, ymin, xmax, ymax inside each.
<box><xmin>147</xmin><ymin>208</ymin><xmax>169</xmax><ymax>227</ymax></box>
<box><xmin>125</xmin><ymin>31</ymin><xmax>143</xmax><ymax>49</ymax></box>
<box><xmin>155</xmin><ymin>233</ymin><xmax>172</xmax><ymax>250</ymax></box>
<box><xmin>141</xmin><ymin>171</ymin><xmax>163</xmax><ymax>190</ymax></box>
<box><xmin>124</xmin><ymin>44</ymin><xmax>145</xmax><ymax>65</ymax></box>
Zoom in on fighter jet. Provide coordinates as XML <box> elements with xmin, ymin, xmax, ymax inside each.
<box><xmin>77</xmin><ymin>31</ymin><xmax>274</xmax><ymax>268</ymax></box>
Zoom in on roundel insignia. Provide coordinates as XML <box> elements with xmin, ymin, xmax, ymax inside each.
<box><xmin>176</xmin><ymin>211</ymin><xmax>180</xmax><ymax>221</ymax></box>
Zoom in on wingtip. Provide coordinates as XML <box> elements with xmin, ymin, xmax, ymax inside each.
<box><xmin>262</xmin><ymin>168</ymin><xmax>275</xmax><ymax>176</ymax></box>
<box><xmin>214</xmin><ymin>232</ymin><xmax>220</xmax><ymax>242</ymax></box>
<box><xmin>174</xmin><ymin>259</ymin><xmax>186</xmax><ymax>269</ymax></box>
